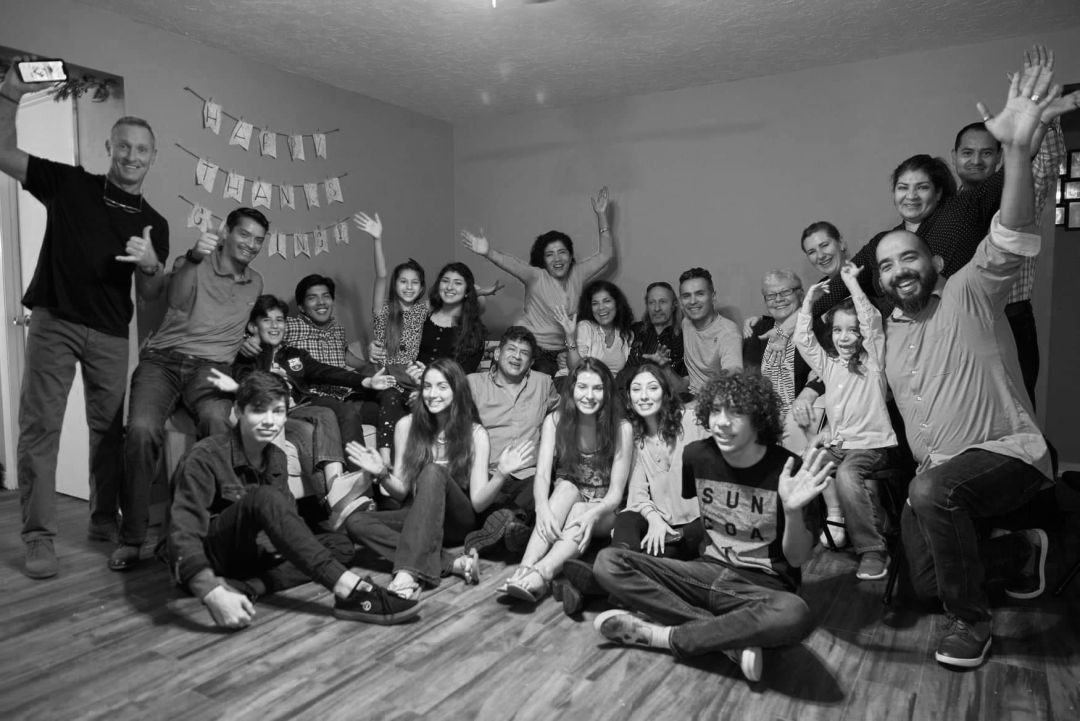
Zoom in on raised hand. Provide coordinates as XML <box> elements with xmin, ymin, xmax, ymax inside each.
<box><xmin>367</xmin><ymin>367</ymin><xmax>396</xmax><ymax>391</ymax></box>
<box><xmin>460</xmin><ymin>228</ymin><xmax>490</xmax><ymax>257</ymax></box>
<box><xmin>345</xmin><ymin>441</ymin><xmax>387</xmax><ymax>477</ymax></box>
<box><xmin>978</xmin><ymin>53</ymin><xmax>1058</xmax><ymax>150</ymax></box>
<box><xmin>354</xmin><ymin>211</ymin><xmax>382</xmax><ymax>240</ymax></box>
<box><xmin>778</xmin><ymin>446</ymin><xmax>835</xmax><ymax>512</ymax></box>
<box><xmin>496</xmin><ymin>439</ymin><xmax>535</xmax><ymax>476</ymax></box>
<box><xmin>206</xmin><ymin>368</ymin><xmax>239</xmax><ymax>394</ymax></box>
<box><xmin>591</xmin><ymin>186</ymin><xmax>610</xmax><ymax>216</ymax></box>
<box><xmin>804</xmin><ymin>279</ymin><xmax>830</xmax><ymax>306</ymax></box>
<box><xmin>1</xmin><ymin>56</ymin><xmax>39</xmax><ymax>100</ymax></box>
<box><xmin>191</xmin><ymin>230</ymin><xmax>220</xmax><ymax>259</ymax></box>
<box><xmin>115</xmin><ymin>225</ymin><xmax>159</xmax><ymax>272</ymax></box>
<box><xmin>553</xmin><ymin>304</ymin><xmax>577</xmax><ymax>341</ymax></box>
<box><xmin>203</xmin><ymin>585</ymin><xmax>255</xmax><ymax>630</ymax></box>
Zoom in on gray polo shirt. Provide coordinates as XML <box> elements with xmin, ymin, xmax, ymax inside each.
<box><xmin>468</xmin><ymin>369</ymin><xmax>558</xmax><ymax>477</ymax></box>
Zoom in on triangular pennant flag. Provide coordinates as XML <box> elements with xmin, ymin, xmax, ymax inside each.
<box><xmin>195</xmin><ymin>158</ymin><xmax>219</xmax><ymax>192</ymax></box>
<box><xmin>313</xmin><ymin>132</ymin><xmax>327</xmax><ymax>159</ymax></box>
<box><xmin>303</xmin><ymin>182</ymin><xmax>320</xmax><ymax>209</ymax></box>
<box><xmin>278</xmin><ymin>184</ymin><xmax>295</xmax><ymax>210</ymax></box>
<box><xmin>203</xmin><ymin>99</ymin><xmax>222</xmax><ymax>134</ymax></box>
<box><xmin>288</xmin><ymin>134</ymin><xmax>305</xmax><ymax>161</ymax></box>
<box><xmin>229</xmin><ymin>119</ymin><xmax>254</xmax><ymax>150</ymax></box>
<box><xmin>268</xmin><ymin>232</ymin><xmax>286</xmax><ymax>259</ymax></box>
<box><xmin>223</xmin><ymin>171</ymin><xmax>245</xmax><ymax>202</ymax></box>
<box><xmin>313</xmin><ymin>227</ymin><xmax>329</xmax><ymax>256</ymax></box>
<box><xmin>259</xmin><ymin>128</ymin><xmax>277</xmax><ymax>158</ymax></box>
<box><xmin>325</xmin><ymin>177</ymin><xmax>343</xmax><ymax>204</ymax></box>
<box><xmin>251</xmin><ymin>180</ymin><xmax>273</xmax><ymax>209</ymax></box>
<box><xmin>293</xmin><ymin>232</ymin><xmax>311</xmax><ymax>258</ymax></box>
<box><xmin>333</xmin><ymin>221</ymin><xmax>350</xmax><ymax>245</ymax></box>
<box><xmin>186</xmin><ymin>203</ymin><xmax>210</xmax><ymax>233</ymax></box>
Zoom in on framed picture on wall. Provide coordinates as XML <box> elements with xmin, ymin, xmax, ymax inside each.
<box><xmin>1061</xmin><ymin>154</ymin><xmax>1068</xmax><ymax>177</ymax></box>
<box><xmin>1069</xmin><ymin>201</ymin><xmax>1080</xmax><ymax>230</ymax></box>
<box><xmin>1057</xmin><ymin>179</ymin><xmax>1063</xmax><ymax>203</ymax></box>
<box><xmin>1065</xmin><ymin>181</ymin><xmax>1080</xmax><ymax>201</ymax></box>
<box><xmin>1072</xmin><ymin>150</ymin><xmax>1080</xmax><ymax>179</ymax></box>
<box><xmin>1057</xmin><ymin>206</ymin><xmax>1066</xmax><ymax>226</ymax></box>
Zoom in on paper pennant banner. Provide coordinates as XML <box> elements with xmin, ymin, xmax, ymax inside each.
<box><xmin>195</xmin><ymin>158</ymin><xmax>219</xmax><ymax>192</ymax></box>
<box><xmin>293</xmin><ymin>232</ymin><xmax>311</xmax><ymax>258</ymax></box>
<box><xmin>313</xmin><ymin>132</ymin><xmax>327</xmax><ymax>159</ymax></box>
<box><xmin>333</xmin><ymin>221</ymin><xmax>349</xmax><ymax>245</ymax></box>
<box><xmin>203</xmin><ymin>99</ymin><xmax>222</xmax><ymax>134</ymax></box>
<box><xmin>229</xmin><ymin>120</ymin><xmax>254</xmax><ymax>150</ymax></box>
<box><xmin>186</xmin><ymin>203</ymin><xmax>211</xmax><ymax>233</ymax></box>
<box><xmin>251</xmin><ymin>180</ymin><xmax>273</xmax><ymax>209</ymax></box>
<box><xmin>278</xmin><ymin>184</ymin><xmax>295</xmax><ymax>210</ymax></box>
<box><xmin>325</xmin><ymin>177</ymin><xmax>343</xmax><ymax>204</ymax></box>
<box><xmin>289</xmin><ymin>134</ymin><xmax>305</xmax><ymax>161</ymax></box>
<box><xmin>313</xmin><ymin>227</ymin><xmax>329</xmax><ymax>256</ymax></box>
<box><xmin>259</xmin><ymin>128</ymin><xmax>277</xmax><ymax>158</ymax></box>
<box><xmin>224</xmin><ymin>171</ymin><xmax>245</xmax><ymax>202</ymax></box>
<box><xmin>303</xmin><ymin>182</ymin><xmax>320</xmax><ymax>209</ymax></box>
<box><xmin>268</xmin><ymin>232</ymin><xmax>286</xmax><ymax>259</ymax></box>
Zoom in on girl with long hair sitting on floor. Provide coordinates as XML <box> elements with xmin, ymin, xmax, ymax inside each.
<box><xmin>342</xmin><ymin>358</ymin><xmax>531</xmax><ymax>601</ymax></box>
<box><xmin>500</xmin><ymin>357</ymin><xmax>633</xmax><ymax>603</ymax></box>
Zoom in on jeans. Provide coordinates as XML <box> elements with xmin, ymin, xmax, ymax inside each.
<box><xmin>18</xmin><ymin>309</ymin><xmax>129</xmax><ymax>541</ymax></box>
<box><xmin>594</xmin><ymin>547</ymin><xmax>814</xmax><ymax>657</ymax></box>
<box><xmin>901</xmin><ymin>449</ymin><xmax>1045</xmax><ymax>623</ymax></box>
<box><xmin>306</xmin><ymin>396</ymin><xmax>367</xmax><ymax>449</ymax></box>
<box><xmin>285</xmin><ymin>406</ymin><xmax>344</xmax><ymax>498</ymax></box>
<box><xmin>1005</xmin><ymin>300</ymin><xmax>1038</xmax><ymax>408</ymax></box>
<box><xmin>121</xmin><ymin>347</ymin><xmax>234</xmax><ymax>545</ymax></box>
<box><xmin>203</xmin><ymin>486</ymin><xmax>351</xmax><ymax>593</ymax></box>
<box><xmin>343</xmin><ymin>464</ymin><xmax>476</xmax><ymax>585</ymax></box>
<box><xmin>611</xmin><ymin>512</ymin><xmax>705</xmax><ymax>560</ymax></box>
<box><xmin>823</xmin><ymin>446</ymin><xmax>890</xmax><ymax>554</ymax></box>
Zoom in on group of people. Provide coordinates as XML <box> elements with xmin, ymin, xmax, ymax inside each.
<box><xmin>2</xmin><ymin>45</ymin><xmax>1077</xmax><ymax>680</ymax></box>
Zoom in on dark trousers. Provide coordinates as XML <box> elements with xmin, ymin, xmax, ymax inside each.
<box><xmin>306</xmin><ymin>395</ymin><xmax>367</xmax><ymax>450</ymax></box>
<box><xmin>532</xmin><ymin>347</ymin><xmax>561</xmax><ymax>377</ymax></box>
<box><xmin>611</xmin><ymin>512</ymin><xmax>705</xmax><ymax>560</ymax></box>
<box><xmin>203</xmin><ymin>486</ymin><xmax>351</xmax><ymax>593</ymax></box>
<box><xmin>371</xmin><ymin>388</ymin><xmax>408</xmax><ymax>451</ymax></box>
<box><xmin>343</xmin><ymin>464</ymin><xmax>476</xmax><ymax>585</ymax></box>
<box><xmin>285</xmin><ymin>406</ymin><xmax>345</xmax><ymax>498</ymax></box>
<box><xmin>594</xmin><ymin>547</ymin><xmax>814</xmax><ymax>657</ymax></box>
<box><xmin>1005</xmin><ymin>300</ymin><xmax>1038</xmax><ymax>408</ymax></box>
<box><xmin>121</xmin><ymin>347</ymin><xmax>234</xmax><ymax>545</ymax></box>
<box><xmin>18</xmin><ymin>309</ymin><xmax>129</xmax><ymax>541</ymax></box>
<box><xmin>901</xmin><ymin>449</ymin><xmax>1045</xmax><ymax>623</ymax></box>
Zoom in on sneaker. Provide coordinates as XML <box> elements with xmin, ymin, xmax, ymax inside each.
<box><xmin>463</xmin><ymin>508</ymin><xmax>514</xmax><ymax>555</ymax></box>
<box><xmin>87</xmin><ymin>520</ymin><xmax>119</xmax><ymax>544</ymax></box>
<box><xmin>856</xmin><ymin>551</ymin><xmax>890</xmax><ymax>581</ymax></box>
<box><xmin>593</xmin><ymin>609</ymin><xmax>663</xmax><ymax>649</ymax></box>
<box><xmin>24</xmin><ymin>539</ymin><xmax>58</xmax><ymax>579</ymax></box>
<box><xmin>934</xmin><ymin>616</ymin><xmax>992</xmax><ymax>669</ymax></box>
<box><xmin>722</xmin><ymin>646</ymin><xmax>763</xmax><ymax>682</ymax></box>
<box><xmin>1005</xmin><ymin>528</ymin><xmax>1049</xmax><ymax>600</ymax></box>
<box><xmin>819</xmin><ymin>515</ymin><xmax>847</xmax><ymax>550</ymax></box>
<box><xmin>326</xmin><ymin>471</ymin><xmax>375</xmax><ymax>531</ymax></box>
<box><xmin>108</xmin><ymin>544</ymin><xmax>142</xmax><ymax>572</ymax></box>
<box><xmin>563</xmin><ymin>558</ymin><xmax>606</xmax><ymax>597</ymax></box>
<box><xmin>503</xmin><ymin>519</ymin><xmax>533</xmax><ymax>554</ymax></box>
<box><xmin>334</xmin><ymin>576</ymin><xmax>421</xmax><ymax>625</ymax></box>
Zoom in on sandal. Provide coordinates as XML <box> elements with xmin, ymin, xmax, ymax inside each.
<box><xmin>505</xmin><ymin>565</ymin><xmax>550</xmax><ymax>603</ymax></box>
<box><xmin>451</xmin><ymin>548</ymin><xmax>481</xmax><ymax>585</ymax></box>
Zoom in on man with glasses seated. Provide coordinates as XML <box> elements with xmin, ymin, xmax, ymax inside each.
<box><xmin>0</xmin><ymin>59</ymin><xmax>169</xmax><ymax>579</ymax></box>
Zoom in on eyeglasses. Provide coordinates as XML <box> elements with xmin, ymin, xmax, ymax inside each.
<box><xmin>763</xmin><ymin>288</ymin><xmax>800</xmax><ymax>302</ymax></box>
<box><xmin>102</xmin><ymin>180</ymin><xmax>144</xmax><ymax>214</ymax></box>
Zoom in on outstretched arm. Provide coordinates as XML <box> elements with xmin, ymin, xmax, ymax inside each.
<box><xmin>355</xmin><ymin>212</ymin><xmax>388</xmax><ymax>314</ymax></box>
<box><xmin>460</xmin><ymin>228</ymin><xmax>533</xmax><ymax>283</ymax></box>
<box><xmin>0</xmin><ymin>58</ymin><xmax>33</xmax><ymax>183</ymax></box>
<box><xmin>576</xmin><ymin>186</ymin><xmax>616</xmax><ymax>281</ymax></box>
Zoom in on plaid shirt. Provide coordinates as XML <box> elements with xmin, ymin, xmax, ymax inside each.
<box><xmin>284</xmin><ymin>314</ymin><xmax>351</xmax><ymax>399</ymax></box>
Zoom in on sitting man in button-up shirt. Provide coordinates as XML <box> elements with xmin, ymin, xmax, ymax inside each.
<box><xmin>875</xmin><ymin>58</ymin><xmax>1066</xmax><ymax>671</ymax></box>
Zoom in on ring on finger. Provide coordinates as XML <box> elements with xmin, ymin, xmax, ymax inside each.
<box><xmin>1031</xmin><ymin>93</ymin><xmax>1042</xmax><ymax>102</ymax></box>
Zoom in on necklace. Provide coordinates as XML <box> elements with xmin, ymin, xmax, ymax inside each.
<box><xmin>644</xmin><ymin>435</ymin><xmax>671</xmax><ymax>469</ymax></box>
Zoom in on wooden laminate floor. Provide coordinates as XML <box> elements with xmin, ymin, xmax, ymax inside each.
<box><xmin>1</xmin><ymin>490</ymin><xmax>1078</xmax><ymax>721</ymax></box>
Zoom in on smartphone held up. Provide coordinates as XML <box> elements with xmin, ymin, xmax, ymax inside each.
<box><xmin>17</xmin><ymin>59</ymin><xmax>68</xmax><ymax>84</ymax></box>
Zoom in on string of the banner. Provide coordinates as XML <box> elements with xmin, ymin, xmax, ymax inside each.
<box><xmin>184</xmin><ymin>86</ymin><xmax>340</xmax><ymax>140</ymax></box>
<box><xmin>174</xmin><ymin>142</ymin><xmax>348</xmax><ymax>189</ymax></box>
<box><xmin>177</xmin><ymin>194</ymin><xmax>354</xmax><ymax>235</ymax></box>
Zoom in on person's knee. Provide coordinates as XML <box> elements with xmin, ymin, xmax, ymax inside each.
<box><xmin>125</xmin><ymin>413</ymin><xmax>166</xmax><ymax>447</ymax></box>
<box><xmin>593</xmin><ymin>546</ymin><xmax>626</xmax><ymax>588</ymax></box>
<box><xmin>906</xmin><ymin>474</ymin><xmax>940</xmax><ymax>515</ymax></box>
<box><xmin>775</xmin><ymin>594</ymin><xmax>815</xmax><ymax>641</ymax></box>
<box><xmin>196</xmin><ymin>403</ymin><xmax>233</xmax><ymax>437</ymax></box>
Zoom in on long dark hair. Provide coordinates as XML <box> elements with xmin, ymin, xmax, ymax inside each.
<box><xmin>400</xmin><ymin>358</ymin><xmax>480</xmax><ymax>488</ymax></box>
<box><xmin>625</xmin><ymin>363</ymin><xmax>683</xmax><ymax>446</ymax></box>
<box><xmin>822</xmin><ymin>298</ymin><xmax>866</xmax><ymax>376</ymax></box>
<box><xmin>429</xmin><ymin>262</ymin><xmax>486</xmax><ymax>363</ymax></box>
<box><xmin>555</xmin><ymin>358</ymin><xmax>621</xmax><ymax>474</ymax></box>
<box><xmin>577</xmin><ymin>279</ymin><xmax>635</xmax><ymax>345</ymax></box>
<box><xmin>384</xmin><ymin>259</ymin><xmax>426</xmax><ymax>358</ymax></box>
<box><xmin>529</xmin><ymin>231</ymin><xmax>575</xmax><ymax>270</ymax></box>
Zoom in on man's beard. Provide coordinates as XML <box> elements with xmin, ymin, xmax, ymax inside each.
<box><xmin>884</xmin><ymin>268</ymin><xmax>937</xmax><ymax>315</ymax></box>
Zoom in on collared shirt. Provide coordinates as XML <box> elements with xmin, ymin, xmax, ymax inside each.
<box><xmin>627</xmin><ymin>321</ymin><xmax>688</xmax><ymax>377</ymax></box>
<box><xmin>682</xmin><ymin>314</ymin><xmax>742</xmax><ymax>395</ymax></box>
<box><xmin>795</xmin><ymin>295</ymin><xmax>896</xmax><ymax>450</ymax></box>
<box><xmin>285</xmin><ymin>313</ymin><xmax>351</xmax><ymax>399</ymax></box>
<box><xmin>468</xmin><ymin>368</ymin><xmax>558</xmax><ymax>476</ymax></box>
<box><xmin>147</xmin><ymin>247</ymin><xmax>262</xmax><ymax>363</ymax></box>
<box><xmin>884</xmin><ymin>213</ymin><xmax>1050</xmax><ymax>478</ymax></box>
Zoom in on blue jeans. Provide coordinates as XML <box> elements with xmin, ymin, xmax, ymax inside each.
<box><xmin>901</xmin><ymin>449</ymin><xmax>1045</xmax><ymax>623</ymax></box>
<box><xmin>121</xmin><ymin>347</ymin><xmax>234</xmax><ymax>545</ymax></box>
<box><xmin>594</xmin><ymin>547</ymin><xmax>814</xmax><ymax>657</ymax></box>
<box><xmin>824</xmin><ymin>446</ymin><xmax>890</xmax><ymax>554</ymax></box>
<box><xmin>18</xmin><ymin>309</ymin><xmax>129</xmax><ymax>541</ymax></box>
<box><xmin>343</xmin><ymin>464</ymin><xmax>476</xmax><ymax>585</ymax></box>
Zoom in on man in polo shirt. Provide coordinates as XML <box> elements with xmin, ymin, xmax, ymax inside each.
<box><xmin>678</xmin><ymin>267</ymin><xmax>741</xmax><ymax>398</ymax></box>
<box><xmin>877</xmin><ymin>62</ymin><xmax>1062</xmax><ymax>669</ymax></box>
<box><xmin>111</xmin><ymin>207</ymin><xmax>267</xmax><ymax>571</ymax></box>
<box><xmin>465</xmin><ymin>326</ymin><xmax>557</xmax><ymax>555</ymax></box>
<box><xmin>1</xmin><ymin>61</ymin><xmax>169</xmax><ymax>579</ymax></box>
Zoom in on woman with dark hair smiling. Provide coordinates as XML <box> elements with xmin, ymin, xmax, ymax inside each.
<box><xmin>460</xmin><ymin>186</ymin><xmax>615</xmax><ymax>376</ymax></box>
<box><xmin>555</xmin><ymin>279</ymin><xmax>635</xmax><ymax>378</ymax></box>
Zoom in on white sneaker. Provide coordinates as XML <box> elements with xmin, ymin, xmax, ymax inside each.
<box><xmin>722</xmin><ymin>646</ymin><xmax>763</xmax><ymax>682</ymax></box>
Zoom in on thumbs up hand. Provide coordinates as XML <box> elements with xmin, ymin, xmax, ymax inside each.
<box><xmin>116</xmin><ymin>225</ymin><xmax>160</xmax><ymax>273</ymax></box>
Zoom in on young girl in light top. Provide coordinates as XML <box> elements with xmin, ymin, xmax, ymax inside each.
<box><xmin>795</xmin><ymin>262</ymin><xmax>897</xmax><ymax>581</ymax></box>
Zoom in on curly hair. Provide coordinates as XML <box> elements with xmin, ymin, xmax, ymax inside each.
<box><xmin>429</xmin><ymin>262</ymin><xmax>486</xmax><ymax>365</ymax></box>
<box><xmin>400</xmin><ymin>359</ymin><xmax>480</xmax><ymax>489</ymax></box>
<box><xmin>821</xmin><ymin>298</ymin><xmax>867</xmax><ymax>376</ymax></box>
<box><xmin>555</xmin><ymin>358</ymin><xmax>622</xmax><ymax>473</ymax></box>
<box><xmin>694</xmin><ymin>370</ymin><xmax>782</xmax><ymax>446</ymax></box>
<box><xmin>577</xmin><ymin>279</ymin><xmax>635</xmax><ymax>345</ymax></box>
<box><xmin>529</xmin><ymin>231</ymin><xmax>575</xmax><ymax>270</ymax></box>
<box><xmin>625</xmin><ymin>363</ymin><xmax>683</xmax><ymax>446</ymax></box>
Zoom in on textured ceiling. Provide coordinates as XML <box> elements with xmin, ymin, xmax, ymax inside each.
<box><xmin>73</xmin><ymin>0</ymin><xmax>1080</xmax><ymax>121</ymax></box>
